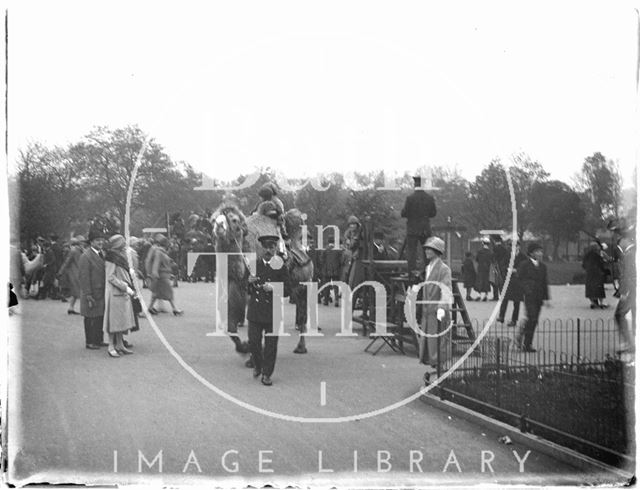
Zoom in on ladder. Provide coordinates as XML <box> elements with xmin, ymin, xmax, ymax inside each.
<box><xmin>450</xmin><ymin>279</ymin><xmax>476</xmax><ymax>351</ymax></box>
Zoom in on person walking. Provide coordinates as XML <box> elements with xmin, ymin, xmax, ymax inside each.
<box><xmin>57</xmin><ymin>235</ymin><xmax>86</xmax><ymax>314</ymax></box>
<box><xmin>418</xmin><ymin>236</ymin><xmax>452</xmax><ymax>369</ymax></box>
<box><xmin>516</xmin><ymin>243</ymin><xmax>550</xmax><ymax>352</ymax></box>
<box><xmin>103</xmin><ymin>234</ymin><xmax>137</xmax><ymax>358</ymax></box>
<box><xmin>613</xmin><ymin>224</ymin><xmax>636</xmax><ymax>353</ymax></box>
<box><xmin>497</xmin><ymin>241</ymin><xmax>528</xmax><ymax>326</ymax></box>
<box><xmin>320</xmin><ymin>240</ymin><xmax>343</xmax><ymax>307</ymax></box>
<box><xmin>491</xmin><ymin>236</ymin><xmax>508</xmax><ymax>300</ymax></box>
<box><xmin>247</xmin><ymin>234</ymin><xmax>290</xmax><ymax>386</ymax></box>
<box><xmin>78</xmin><ymin>229</ymin><xmax>107</xmax><ymax>350</ymax></box>
<box><xmin>582</xmin><ymin>242</ymin><xmax>609</xmax><ymax>309</ymax></box>
<box><xmin>461</xmin><ymin>252</ymin><xmax>477</xmax><ymax>301</ymax></box>
<box><xmin>148</xmin><ymin>234</ymin><xmax>183</xmax><ymax>315</ymax></box>
<box><xmin>401</xmin><ymin>176</ymin><xmax>437</xmax><ymax>275</ymax></box>
<box><xmin>475</xmin><ymin>238</ymin><xmax>493</xmax><ymax>301</ymax></box>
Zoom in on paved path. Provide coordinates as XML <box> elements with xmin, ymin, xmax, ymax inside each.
<box><xmin>7</xmin><ymin>283</ymin><xmax>621</xmax><ymax>486</ymax></box>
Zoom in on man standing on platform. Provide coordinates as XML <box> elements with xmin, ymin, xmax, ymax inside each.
<box><xmin>401</xmin><ymin>176</ymin><xmax>437</xmax><ymax>275</ymax></box>
<box><xmin>247</xmin><ymin>234</ymin><xmax>290</xmax><ymax>386</ymax></box>
<box><xmin>78</xmin><ymin>228</ymin><xmax>107</xmax><ymax>350</ymax></box>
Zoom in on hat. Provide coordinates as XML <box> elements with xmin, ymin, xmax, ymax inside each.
<box><xmin>347</xmin><ymin>215</ymin><xmax>360</xmax><ymax>226</ymax></box>
<box><xmin>71</xmin><ymin>235</ymin><xmax>86</xmax><ymax>244</ymax></box>
<box><xmin>412</xmin><ymin>176</ymin><xmax>422</xmax><ymax>187</ymax></box>
<box><xmin>527</xmin><ymin>242</ymin><xmax>543</xmax><ymax>255</ymax></box>
<box><xmin>258</xmin><ymin>234</ymin><xmax>279</xmax><ymax>245</ymax></box>
<box><xmin>155</xmin><ymin>234</ymin><xmax>169</xmax><ymax>247</ymax></box>
<box><xmin>88</xmin><ymin>228</ymin><xmax>106</xmax><ymax>242</ymax></box>
<box><xmin>422</xmin><ymin>236</ymin><xmax>445</xmax><ymax>255</ymax></box>
<box><xmin>109</xmin><ymin>234</ymin><xmax>126</xmax><ymax>251</ymax></box>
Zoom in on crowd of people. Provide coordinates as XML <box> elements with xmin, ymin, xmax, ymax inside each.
<box><xmin>12</xmin><ymin>177</ymin><xmax>636</xmax><ymax>375</ymax></box>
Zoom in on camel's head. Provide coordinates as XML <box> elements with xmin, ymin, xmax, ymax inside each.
<box><xmin>211</xmin><ymin>205</ymin><xmax>247</xmax><ymax>242</ymax></box>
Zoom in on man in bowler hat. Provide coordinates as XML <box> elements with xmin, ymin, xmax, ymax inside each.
<box><xmin>78</xmin><ymin>229</ymin><xmax>107</xmax><ymax>349</ymax></box>
<box><xmin>247</xmin><ymin>234</ymin><xmax>290</xmax><ymax>386</ymax></box>
<box><xmin>516</xmin><ymin>243</ymin><xmax>550</xmax><ymax>352</ymax></box>
<box><xmin>401</xmin><ymin>176</ymin><xmax>437</xmax><ymax>274</ymax></box>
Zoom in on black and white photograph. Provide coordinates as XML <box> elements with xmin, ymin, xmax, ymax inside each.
<box><xmin>2</xmin><ymin>1</ymin><xmax>638</xmax><ymax>487</ymax></box>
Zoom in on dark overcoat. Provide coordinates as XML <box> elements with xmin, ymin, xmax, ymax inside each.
<box><xmin>517</xmin><ymin>258</ymin><xmax>549</xmax><ymax>305</ymax></box>
<box><xmin>401</xmin><ymin>190</ymin><xmax>437</xmax><ymax>237</ymax></box>
<box><xmin>504</xmin><ymin>252</ymin><xmax>528</xmax><ymax>301</ymax></box>
<box><xmin>79</xmin><ymin>248</ymin><xmax>105</xmax><ymax>318</ymax></box>
<box><xmin>582</xmin><ymin>248</ymin><xmax>606</xmax><ymax>299</ymax></box>
<box><xmin>475</xmin><ymin>247</ymin><xmax>493</xmax><ymax>293</ymax></box>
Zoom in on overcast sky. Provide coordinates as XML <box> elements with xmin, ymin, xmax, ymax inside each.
<box><xmin>7</xmin><ymin>0</ymin><xmax>639</xmax><ymax>185</ymax></box>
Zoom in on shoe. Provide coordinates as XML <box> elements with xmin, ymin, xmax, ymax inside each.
<box><xmin>235</xmin><ymin>341</ymin><xmax>250</xmax><ymax>354</ymax></box>
<box><xmin>60</xmin><ymin>298</ymin><xmax>68</xmax><ymax>303</ymax></box>
<box><xmin>335</xmin><ymin>302</ymin><xmax>340</xmax><ymax>307</ymax></box>
<box><xmin>522</xmin><ymin>346</ymin><xmax>537</xmax><ymax>353</ymax></box>
<box><xmin>482</xmin><ymin>297</ymin><xmax>488</xmax><ymax>302</ymax></box>
<box><xmin>507</xmin><ymin>321</ymin><xmax>517</xmax><ymax>327</ymax></box>
<box><xmin>293</xmin><ymin>345</ymin><xmax>307</xmax><ymax>354</ymax></box>
<box><xmin>99</xmin><ymin>342</ymin><xmax>109</xmax><ymax>347</ymax></box>
<box><xmin>148</xmin><ymin>307</ymin><xmax>158</xmax><ymax>315</ymax></box>
<box><xmin>85</xmin><ymin>344</ymin><xmax>100</xmax><ymax>350</ymax></box>
<box><xmin>108</xmin><ymin>349</ymin><xmax>120</xmax><ymax>358</ymax></box>
<box><xmin>67</xmin><ymin>310</ymin><xmax>79</xmax><ymax>315</ymax></box>
<box><xmin>600</xmin><ymin>304</ymin><xmax>610</xmax><ymax>309</ymax></box>
<box><xmin>497</xmin><ymin>318</ymin><xmax>504</xmax><ymax>324</ymax></box>
<box><xmin>245</xmin><ymin>358</ymin><xmax>255</xmax><ymax>368</ymax></box>
<box><xmin>322</xmin><ymin>301</ymin><xmax>329</xmax><ymax>306</ymax></box>
<box><xmin>261</xmin><ymin>375</ymin><xmax>273</xmax><ymax>386</ymax></box>
<box><xmin>173</xmin><ymin>309</ymin><xmax>184</xmax><ymax>316</ymax></box>
<box><xmin>123</xmin><ymin>340</ymin><xmax>133</xmax><ymax>349</ymax></box>
<box><xmin>253</xmin><ymin>368</ymin><xmax>261</xmax><ymax>378</ymax></box>
<box><xmin>116</xmin><ymin>347</ymin><xmax>134</xmax><ymax>355</ymax></box>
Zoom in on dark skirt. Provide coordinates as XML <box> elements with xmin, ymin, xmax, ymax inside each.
<box><xmin>150</xmin><ymin>273</ymin><xmax>174</xmax><ymax>301</ymax></box>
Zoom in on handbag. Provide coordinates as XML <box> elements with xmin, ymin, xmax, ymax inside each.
<box><xmin>125</xmin><ymin>270</ymin><xmax>142</xmax><ymax>332</ymax></box>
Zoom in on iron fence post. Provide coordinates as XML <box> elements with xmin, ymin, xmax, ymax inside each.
<box><xmin>496</xmin><ymin>337</ymin><xmax>501</xmax><ymax>407</ymax></box>
<box><xmin>577</xmin><ymin>318</ymin><xmax>581</xmax><ymax>363</ymax></box>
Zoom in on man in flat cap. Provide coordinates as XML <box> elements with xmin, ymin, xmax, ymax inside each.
<box><xmin>516</xmin><ymin>243</ymin><xmax>550</xmax><ymax>352</ymax></box>
<box><xmin>418</xmin><ymin>236</ymin><xmax>452</xmax><ymax>369</ymax></box>
<box><xmin>401</xmin><ymin>176</ymin><xmax>437</xmax><ymax>275</ymax></box>
<box><xmin>247</xmin><ymin>234</ymin><xmax>290</xmax><ymax>386</ymax></box>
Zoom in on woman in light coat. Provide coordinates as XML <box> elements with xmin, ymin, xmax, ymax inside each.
<box><xmin>103</xmin><ymin>234</ymin><xmax>137</xmax><ymax>357</ymax></box>
<box><xmin>419</xmin><ymin>236</ymin><xmax>452</xmax><ymax>369</ymax></box>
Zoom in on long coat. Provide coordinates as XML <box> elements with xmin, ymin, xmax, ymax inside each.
<box><xmin>79</xmin><ymin>248</ymin><xmax>105</xmax><ymax>318</ymax></box>
<box><xmin>582</xmin><ymin>247</ymin><xmax>606</xmax><ymax>299</ymax></box>
<box><xmin>475</xmin><ymin>247</ymin><xmax>493</xmax><ymax>293</ymax></box>
<box><xmin>461</xmin><ymin>257</ymin><xmax>476</xmax><ymax>288</ymax></box>
<box><xmin>58</xmin><ymin>245</ymin><xmax>82</xmax><ymax>298</ymax></box>
<box><xmin>401</xmin><ymin>190</ymin><xmax>437</xmax><ymax>237</ymax></box>
<box><xmin>103</xmin><ymin>260</ymin><xmax>136</xmax><ymax>334</ymax></box>
<box><xmin>517</xmin><ymin>258</ymin><xmax>549</xmax><ymax>305</ymax></box>
<box><xmin>503</xmin><ymin>252</ymin><xmax>528</xmax><ymax>301</ymax></box>
<box><xmin>149</xmin><ymin>247</ymin><xmax>174</xmax><ymax>301</ymax></box>
<box><xmin>419</xmin><ymin>257</ymin><xmax>452</xmax><ymax>366</ymax></box>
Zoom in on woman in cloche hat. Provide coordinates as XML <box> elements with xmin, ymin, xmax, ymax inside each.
<box><xmin>419</xmin><ymin>236</ymin><xmax>453</xmax><ymax>372</ymax></box>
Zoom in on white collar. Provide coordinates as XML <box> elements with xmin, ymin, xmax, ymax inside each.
<box><xmin>530</xmin><ymin>257</ymin><xmax>539</xmax><ymax>266</ymax></box>
<box><xmin>91</xmin><ymin>247</ymin><xmax>101</xmax><ymax>255</ymax></box>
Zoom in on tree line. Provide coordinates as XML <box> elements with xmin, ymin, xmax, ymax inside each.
<box><xmin>13</xmin><ymin>125</ymin><xmax>634</xmax><ymax>259</ymax></box>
